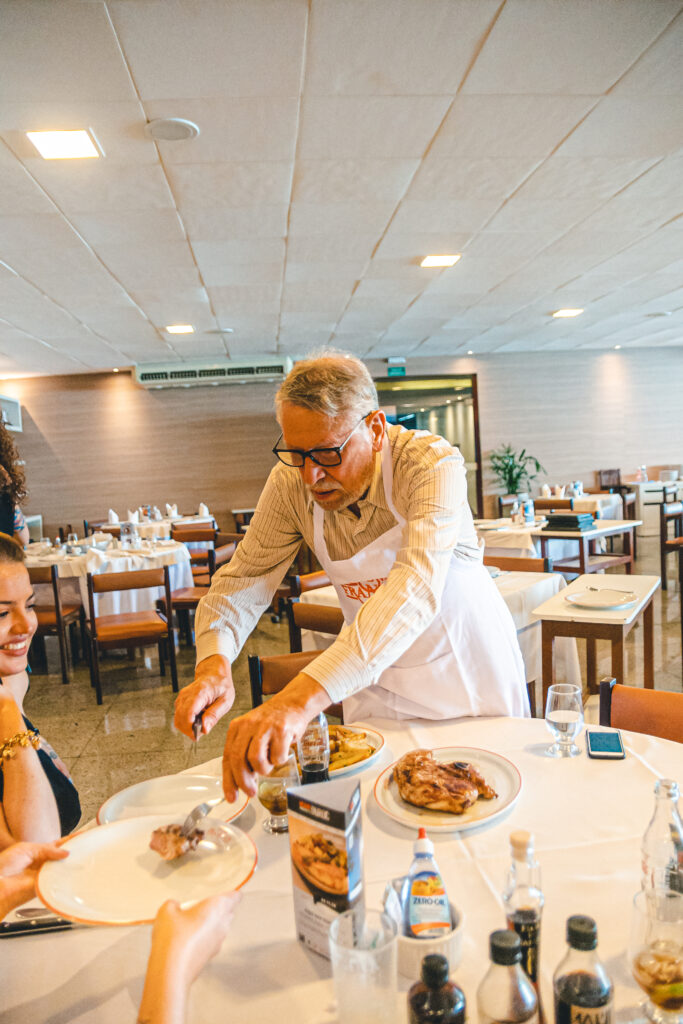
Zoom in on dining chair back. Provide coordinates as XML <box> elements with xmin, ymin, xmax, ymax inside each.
<box><xmin>290</xmin><ymin>570</ymin><xmax>331</xmax><ymax>598</ymax></box>
<box><xmin>498</xmin><ymin>494</ymin><xmax>528</xmax><ymax>518</ymax></box>
<box><xmin>659</xmin><ymin>501</ymin><xmax>683</xmax><ymax>591</ymax></box>
<box><xmin>170</xmin><ymin>525</ymin><xmax>217</xmax><ymax>544</ymax></box>
<box><xmin>248</xmin><ymin>650</ymin><xmax>343</xmax><ymax>720</ymax></box>
<box><xmin>288</xmin><ymin>602</ymin><xmax>345</xmax><ymax>653</ymax></box>
<box><xmin>85</xmin><ymin>566</ymin><xmax>177</xmax><ymax>704</ymax></box>
<box><xmin>533</xmin><ymin>498</ymin><xmax>575</xmax><ymax>511</ymax></box>
<box><xmin>597</xmin><ymin>469</ymin><xmax>622</xmax><ymax>491</ymax></box>
<box><xmin>27</xmin><ymin>564</ymin><xmax>85</xmax><ymax>685</ymax></box>
<box><xmin>483</xmin><ymin>555</ymin><xmax>552</xmax><ymax>573</ymax></box>
<box><xmin>599</xmin><ymin>678</ymin><xmax>683</xmax><ymax>743</ymax></box>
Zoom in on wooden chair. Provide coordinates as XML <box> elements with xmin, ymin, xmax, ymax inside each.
<box><xmin>85</xmin><ymin>566</ymin><xmax>178</xmax><ymax>705</ymax></box>
<box><xmin>599</xmin><ymin>678</ymin><xmax>683</xmax><ymax>743</ymax></box>
<box><xmin>659</xmin><ymin>501</ymin><xmax>683</xmax><ymax>591</ymax></box>
<box><xmin>248</xmin><ymin>650</ymin><xmax>343</xmax><ymax>720</ymax></box>
<box><xmin>171</xmin><ymin>525</ymin><xmax>218</xmax><ymax>584</ymax></box>
<box><xmin>483</xmin><ymin>555</ymin><xmax>552</xmax><ymax>573</ymax></box>
<box><xmin>84</xmin><ymin>519</ymin><xmax>121</xmax><ymax>538</ymax></box>
<box><xmin>498</xmin><ymin>494</ymin><xmax>528</xmax><ymax>518</ymax></box>
<box><xmin>27</xmin><ymin>564</ymin><xmax>86</xmax><ymax>685</ymax></box>
<box><xmin>533</xmin><ymin>498</ymin><xmax>575</xmax><ymax>512</ymax></box>
<box><xmin>285</xmin><ymin>571</ymin><xmax>335</xmax><ymax>651</ymax></box>
<box><xmin>160</xmin><ymin>540</ymin><xmax>237</xmax><ymax>645</ymax></box>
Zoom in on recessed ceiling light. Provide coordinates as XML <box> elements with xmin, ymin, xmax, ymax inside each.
<box><xmin>421</xmin><ymin>254</ymin><xmax>461</xmax><ymax>269</ymax></box>
<box><xmin>165</xmin><ymin>324</ymin><xmax>194</xmax><ymax>334</ymax></box>
<box><xmin>552</xmin><ymin>308</ymin><xmax>584</xmax><ymax>318</ymax></box>
<box><xmin>614</xmin><ymin>345</ymin><xmax>621</xmax><ymax>350</ymax></box>
<box><xmin>112</xmin><ymin>367</ymin><xmax>119</xmax><ymax>373</ymax></box>
<box><xmin>26</xmin><ymin>129</ymin><xmax>101</xmax><ymax>159</ymax></box>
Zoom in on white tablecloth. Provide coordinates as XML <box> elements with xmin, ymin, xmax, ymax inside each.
<box><xmin>25</xmin><ymin>542</ymin><xmax>193</xmax><ymax>617</ymax></box>
<box><xmin>3</xmin><ymin>716</ymin><xmax>681</xmax><ymax>1023</ymax></box>
<box><xmin>300</xmin><ymin>574</ymin><xmax>581</xmax><ymax>690</ymax></box>
<box><xmin>134</xmin><ymin>515</ymin><xmax>215</xmax><ymax>541</ymax></box>
<box><xmin>476</xmin><ymin>521</ymin><xmax>598</xmax><ymax>563</ymax></box>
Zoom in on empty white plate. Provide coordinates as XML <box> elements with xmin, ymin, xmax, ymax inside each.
<box><xmin>565</xmin><ymin>589</ymin><xmax>638</xmax><ymax>611</ymax></box>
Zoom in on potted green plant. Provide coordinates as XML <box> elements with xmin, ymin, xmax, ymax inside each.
<box><xmin>489</xmin><ymin>444</ymin><xmax>546</xmax><ymax>496</ymax></box>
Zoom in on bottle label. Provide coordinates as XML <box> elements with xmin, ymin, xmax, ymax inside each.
<box><xmin>556</xmin><ymin>1000</ymin><xmax>612</xmax><ymax>1024</ymax></box>
<box><xmin>507</xmin><ymin>909</ymin><xmax>541</xmax><ymax>983</ymax></box>
<box><xmin>407</xmin><ymin>870</ymin><xmax>451</xmax><ymax>938</ymax></box>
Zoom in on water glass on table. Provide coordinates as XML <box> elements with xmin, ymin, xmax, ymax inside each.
<box><xmin>545</xmin><ymin>683</ymin><xmax>583</xmax><ymax>758</ymax></box>
<box><xmin>629</xmin><ymin>889</ymin><xmax>683</xmax><ymax>1022</ymax></box>
<box><xmin>256</xmin><ymin>753</ymin><xmax>300</xmax><ymax>834</ymax></box>
<box><xmin>329</xmin><ymin>909</ymin><xmax>398</xmax><ymax>1024</ymax></box>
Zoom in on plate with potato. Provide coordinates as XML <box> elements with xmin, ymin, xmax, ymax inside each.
<box><xmin>327</xmin><ymin>723</ymin><xmax>384</xmax><ymax>776</ymax></box>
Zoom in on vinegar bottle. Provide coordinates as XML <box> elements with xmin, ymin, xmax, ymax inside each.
<box><xmin>553</xmin><ymin>916</ymin><xmax>613</xmax><ymax>1024</ymax></box>
<box><xmin>503</xmin><ymin>831</ymin><xmax>545</xmax><ymax>1023</ymax></box>
<box><xmin>641</xmin><ymin>778</ymin><xmax>683</xmax><ymax>894</ymax></box>
<box><xmin>477</xmin><ymin>930</ymin><xmax>538</xmax><ymax>1024</ymax></box>
<box><xmin>408</xmin><ymin>953</ymin><xmax>466</xmax><ymax>1024</ymax></box>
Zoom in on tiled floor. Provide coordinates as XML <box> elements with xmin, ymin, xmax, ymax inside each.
<box><xmin>24</xmin><ymin>535</ymin><xmax>681</xmax><ymax>826</ymax></box>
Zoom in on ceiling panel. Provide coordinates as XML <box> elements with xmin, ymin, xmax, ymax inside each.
<box><xmin>293</xmin><ymin>159</ymin><xmax>419</xmax><ymax>203</ymax></box>
<box><xmin>559</xmin><ymin>96</ymin><xmax>683</xmax><ymax>157</ymax></box>
<box><xmin>168</xmin><ymin>162</ymin><xmax>293</xmax><ymax>210</ymax></box>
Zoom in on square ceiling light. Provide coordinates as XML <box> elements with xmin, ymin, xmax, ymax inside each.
<box><xmin>26</xmin><ymin>129</ymin><xmax>101</xmax><ymax>159</ymax></box>
<box><xmin>165</xmin><ymin>324</ymin><xmax>194</xmax><ymax>334</ymax></box>
<box><xmin>552</xmin><ymin>308</ymin><xmax>584</xmax><ymax>318</ymax></box>
<box><xmin>421</xmin><ymin>254</ymin><xmax>461</xmax><ymax>268</ymax></box>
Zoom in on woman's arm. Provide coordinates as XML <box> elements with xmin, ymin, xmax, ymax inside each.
<box><xmin>12</xmin><ymin>509</ymin><xmax>29</xmax><ymax>548</ymax></box>
<box><xmin>0</xmin><ymin>689</ymin><xmax>60</xmax><ymax>848</ymax></box>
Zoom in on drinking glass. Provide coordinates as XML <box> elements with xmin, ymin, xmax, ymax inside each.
<box><xmin>67</xmin><ymin>533</ymin><xmax>78</xmax><ymax>545</ymax></box>
<box><xmin>39</xmin><ymin>536</ymin><xmax>51</xmax><ymax>549</ymax></box>
<box><xmin>297</xmin><ymin>711</ymin><xmax>330</xmax><ymax>784</ymax></box>
<box><xmin>329</xmin><ymin>909</ymin><xmax>398</xmax><ymax>1024</ymax></box>
<box><xmin>545</xmin><ymin>683</ymin><xmax>583</xmax><ymax>757</ymax></box>
<box><xmin>256</xmin><ymin>753</ymin><xmax>300</xmax><ymax>834</ymax></box>
<box><xmin>629</xmin><ymin>889</ymin><xmax>683</xmax><ymax>1023</ymax></box>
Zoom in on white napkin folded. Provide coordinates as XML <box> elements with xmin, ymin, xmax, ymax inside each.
<box><xmin>198</xmin><ymin>502</ymin><xmax>210</xmax><ymax>517</ymax></box>
<box><xmin>541</xmin><ymin>484</ymin><xmax>551</xmax><ymax>498</ymax></box>
<box><xmin>107</xmin><ymin>509</ymin><xmax>119</xmax><ymax>524</ymax></box>
<box><xmin>554</xmin><ymin>485</ymin><xmax>566</xmax><ymax>498</ymax></box>
<box><xmin>152</xmin><ymin>506</ymin><xmax>163</xmax><ymax>521</ymax></box>
<box><xmin>165</xmin><ymin>503</ymin><xmax>178</xmax><ymax>517</ymax></box>
<box><xmin>126</xmin><ymin>509</ymin><xmax>139</xmax><ymax>523</ymax></box>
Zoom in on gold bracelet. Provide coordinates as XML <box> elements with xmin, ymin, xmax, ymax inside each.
<box><xmin>0</xmin><ymin>730</ymin><xmax>40</xmax><ymax>766</ymax></box>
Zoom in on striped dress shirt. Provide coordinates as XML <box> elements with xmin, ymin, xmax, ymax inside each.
<box><xmin>195</xmin><ymin>424</ymin><xmax>482</xmax><ymax>704</ymax></box>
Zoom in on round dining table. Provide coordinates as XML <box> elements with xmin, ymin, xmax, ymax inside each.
<box><xmin>2</xmin><ymin>716</ymin><xmax>680</xmax><ymax>1023</ymax></box>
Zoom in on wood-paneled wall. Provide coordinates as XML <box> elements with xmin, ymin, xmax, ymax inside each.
<box><xmin>4</xmin><ymin>347</ymin><xmax>682</xmax><ymax>533</ymax></box>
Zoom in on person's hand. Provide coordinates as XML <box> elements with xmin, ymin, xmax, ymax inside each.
<box><xmin>222</xmin><ymin>674</ymin><xmax>330</xmax><ymax>800</ymax></box>
<box><xmin>173</xmin><ymin>655</ymin><xmax>234</xmax><ymax>739</ymax></box>
<box><xmin>150</xmin><ymin>893</ymin><xmax>240</xmax><ymax>985</ymax></box>
<box><xmin>0</xmin><ymin>841</ymin><xmax>68</xmax><ymax>918</ymax></box>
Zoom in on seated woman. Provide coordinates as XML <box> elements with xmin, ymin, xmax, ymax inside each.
<box><xmin>0</xmin><ymin>533</ymin><xmax>80</xmax><ymax>848</ymax></box>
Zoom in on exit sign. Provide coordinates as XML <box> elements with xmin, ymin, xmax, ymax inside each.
<box><xmin>387</xmin><ymin>366</ymin><xmax>406</xmax><ymax>377</ymax></box>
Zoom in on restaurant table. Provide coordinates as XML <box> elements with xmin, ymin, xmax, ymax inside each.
<box><xmin>24</xmin><ymin>540</ymin><xmax>193</xmax><ymax>617</ymax></box>
<box><xmin>299</xmin><ymin>574</ymin><xmax>582</xmax><ymax>694</ymax></box>
<box><xmin>530</xmin><ymin>518</ymin><xmax>641</xmax><ymax>575</ymax></box>
<box><xmin>627</xmin><ymin>480</ymin><xmax>683</xmax><ymax>537</ymax></box>
<box><xmin>532</xmin><ymin>573</ymin><xmax>661</xmax><ymax>707</ymax></box>
<box><xmin>475</xmin><ymin>519</ymin><xmax>578</xmax><ymax>561</ymax></box>
<box><xmin>134</xmin><ymin>514</ymin><xmax>215</xmax><ymax>541</ymax></box>
<box><xmin>3</xmin><ymin>715</ymin><xmax>681</xmax><ymax>1023</ymax></box>
<box><xmin>571</xmin><ymin>492</ymin><xmax>623</xmax><ymax>518</ymax></box>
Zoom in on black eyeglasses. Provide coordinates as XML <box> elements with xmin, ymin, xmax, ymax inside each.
<box><xmin>272</xmin><ymin>413</ymin><xmax>372</xmax><ymax>468</ymax></box>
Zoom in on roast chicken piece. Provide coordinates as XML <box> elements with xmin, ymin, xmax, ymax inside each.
<box><xmin>149</xmin><ymin>823</ymin><xmax>204</xmax><ymax>861</ymax></box>
<box><xmin>394</xmin><ymin>749</ymin><xmax>497</xmax><ymax>814</ymax></box>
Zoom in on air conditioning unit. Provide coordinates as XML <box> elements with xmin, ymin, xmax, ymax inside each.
<box><xmin>134</xmin><ymin>358</ymin><xmax>292</xmax><ymax>390</ymax></box>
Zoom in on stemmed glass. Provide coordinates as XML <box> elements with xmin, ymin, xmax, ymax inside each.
<box><xmin>545</xmin><ymin>683</ymin><xmax>583</xmax><ymax>757</ymax></box>
<box><xmin>629</xmin><ymin>889</ymin><xmax>683</xmax><ymax>1023</ymax></box>
<box><xmin>256</xmin><ymin>753</ymin><xmax>300</xmax><ymax>834</ymax></box>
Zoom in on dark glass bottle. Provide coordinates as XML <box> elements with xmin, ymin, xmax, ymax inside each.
<box><xmin>477</xmin><ymin>931</ymin><xmax>538</xmax><ymax>1024</ymax></box>
<box><xmin>408</xmin><ymin>954</ymin><xmax>466</xmax><ymax>1024</ymax></box>
<box><xmin>553</xmin><ymin>916</ymin><xmax>613</xmax><ymax>1024</ymax></box>
<box><xmin>503</xmin><ymin>831</ymin><xmax>545</xmax><ymax>1023</ymax></box>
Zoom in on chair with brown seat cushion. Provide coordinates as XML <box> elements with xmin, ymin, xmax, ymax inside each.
<box><xmin>28</xmin><ymin>564</ymin><xmax>86</xmax><ymax>685</ymax></box>
<box><xmin>161</xmin><ymin>541</ymin><xmax>237</xmax><ymax>645</ymax></box>
<box><xmin>285</xmin><ymin>571</ymin><xmax>334</xmax><ymax>651</ymax></box>
<box><xmin>248</xmin><ymin>649</ymin><xmax>343</xmax><ymax>721</ymax></box>
<box><xmin>659</xmin><ymin>501</ymin><xmax>683</xmax><ymax>591</ymax></box>
<box><xmin>599</xmin><ymin>678</ymin><xmax>683</xmax><ymax>743</ymax></box>
<box><xmin>533</xmin><ymin>498</ymin><xmax>575</xmax><ymax>512</ymax></box>
<box><xmin>171</xmin><ymin>525</ymin><xmax>218</xmax><ymax>583</ymax></box>
<box><xmin>85</xmin><ymin>566</ymin><xmax>177</xmax><ymax>704</ymax></box>
<box><xmin>483</xmin><ymin>555</ymin><xmax>552</xmax><ymax>573</ymax></box>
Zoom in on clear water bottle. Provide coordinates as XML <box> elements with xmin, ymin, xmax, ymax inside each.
<box><xmin>503</xmin><ymin>831</ymin><xmax>545</xmax><ymax>1022</ymax></box>
<box><xmin>641</xmin><ymin>778</ymin><xmax>683</xmax><ymax>894</ymax></box>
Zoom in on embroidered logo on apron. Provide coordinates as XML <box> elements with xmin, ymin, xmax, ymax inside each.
<box><xmin>340</xmin><ymin>577</ymin><xmax>387</xmax><ymax>602</ymax></box>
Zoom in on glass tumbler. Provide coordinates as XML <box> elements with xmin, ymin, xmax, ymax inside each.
<box><xmin>329</xmin><ymin>909</ymin><xmax>398</xmax><ymax>1024</ymax></box>
<box><xmin>545</xmin><ymin>683</ymin><xmax>583</xmax><ymax>757</ymax></box>
<box><xmin>629</xmin><ymin>889</ymin><xmax>683</xmax><ymax>1023</ymax></box>
<box><xmin>256</xmin><ymin>753</ymin><xmax>300</xmax><ymax>834</ymax></box>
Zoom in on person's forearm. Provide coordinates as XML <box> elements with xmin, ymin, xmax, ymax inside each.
<box><xmin>137</xmin><ymin>953</ymin><xmax>189</xmax><ymax>1024</ymax></box>
<box><xmin>0</xmin><ymin>702</ymin><xmax>60</xmax><ymax>842</ymax></box>
<box><xmin>271</xmin><ymin>672</ymin><xmax>332</xmax><ymax>719</ymax></box>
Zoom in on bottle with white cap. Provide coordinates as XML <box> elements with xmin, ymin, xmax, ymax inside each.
<box><xmin>641</xmin><ymin>778</ymin><xmax>683</xmax><ymax>893</ymax></box>
<box><xmin>402</xmin><ymin>828</ymin><xmax>452</xmax><ymax>939</ymax></box>
<box><xmin>503</xmin><ymin>831</ymin><xmax>545</xmax><ymax>1023</ymax></box>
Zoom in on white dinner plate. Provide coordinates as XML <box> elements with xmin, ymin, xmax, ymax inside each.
<box><xmin>564</xmin><ymin>589</ymin><xmax>638</xmax><ymax>610</ymax></box>
<box><xmin>97</xmin><ymin>773</ymin><xmax>248</xmax><ymax>825</ymax></box>
<box><xmin>37</xmin><ymin>814</ymin><xmax>257</xmax><ymax>925</ymax></box>
<box><xmin>373</xmin><ymin>746</ymin><xmax>522</xmax><ymax>833</ymax></box>
<box><xmin>329</xmin><ymin>724</ymin><xmax>385</xmax><ymax>777</ymax></box>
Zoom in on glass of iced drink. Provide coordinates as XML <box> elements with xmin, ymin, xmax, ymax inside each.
<box><xmin>630</xmin><ymin>889</ymin><xmax>683</xmax><ymax>1023</ymax></box>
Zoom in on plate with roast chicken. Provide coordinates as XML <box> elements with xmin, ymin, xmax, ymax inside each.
<box><xmin>373</xmin><ymin>747</ymin><xmax>522</xmax><ymax>833</ymax></box>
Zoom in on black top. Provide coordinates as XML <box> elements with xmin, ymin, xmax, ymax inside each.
<box><xmin>0</xmin><ymin>690</ymin><xmax>81</xmax><ymax>837</ymax></box>
<box><xmin>0</xmin><ymin>491</ymin><xmax>14</xmax><ymax>537</ymax></box>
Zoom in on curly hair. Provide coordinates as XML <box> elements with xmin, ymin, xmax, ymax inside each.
<box><xmin>0</xmin><ymin>422</ymin><xmax>27</xmax><ymax>506</ymax></box>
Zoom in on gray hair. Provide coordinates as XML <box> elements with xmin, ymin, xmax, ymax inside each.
<box><xmin>275</xmin><ymin>349</ymin><xmax>378</xmax><ymax>423</ymax></box>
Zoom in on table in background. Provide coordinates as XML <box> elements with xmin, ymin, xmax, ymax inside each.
<box><xmin>24</xmin><ymin>541</ymin><xmax>193</xmax><ymax>617</ymax></box>
<box><xmin>3</xmin><ymin>715</ymin><xmax>681</xmax><ymax>1023</ymax></box>
<box><xmin>532</xmin><ymin>573</ymin><xmax>660</xmax><ymax>705</ymax></box>
<box><xmin>531</xmin><ymin>518</ymin><xmax>641</xmax><ymax>575</ymax></box>
<box><xmin>627</xmin><ymin>480</ymin><xmax>683</xmax><ymax>537</ymax></box>
<box><xmin>476</xmin><ymin>519</ymin><xmax>578</xmax><ymax>562</ymax></box>
<box><xmin>135</xmin><ymin>514</ymin><xmax>215</xmax><ymax>541</ymax></box>
<box><xmin>300</xmin><ymin>574</ymin><xmax>582</xmax><ymax>694</ymax></box>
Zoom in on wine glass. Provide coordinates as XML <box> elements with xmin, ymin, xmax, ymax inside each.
<box><xmin>629</xmin><ymin>889</ymin><xmax>683</xmax><ymax>1023</ymax></box>
<box><xmin>297</xmin><ymin>712</ymin><xmax>330</xmax><ymax>784</ymax></box>
<box><xmin>256</xmin><ymin>753</ymin><xmax>300</xmax><ymax>834</ymax></box>
<box><xmin>545</xmin><ymin>683</ymin><xmax>583</xmax><ymax>757</ymax></box>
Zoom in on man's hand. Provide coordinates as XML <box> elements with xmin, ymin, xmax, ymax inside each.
<box><xmin>173</xmin><ymin>655</ymin><xmax>235</xmax><ymax>739</ymax></box>
<box><xmin>222</xmin><ymin>673</ymin><xmax>330</xmax><ymax>801</ymax></box>
<box><xmin>0</xmin><ymin>841</ymin><xmax>69</xmax><ymax>919</ymax></box>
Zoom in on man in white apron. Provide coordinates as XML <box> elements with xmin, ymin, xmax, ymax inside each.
<box><xmin>175</xmin><ymin>352</ymin><xmax>528</xmax><ymax>800</ymax></box>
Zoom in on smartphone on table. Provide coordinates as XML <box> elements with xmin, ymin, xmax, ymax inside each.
<box><xmin>586</xmin><ymin>729</ymin><xmax>626</xmax><ymax>759</ymax></box>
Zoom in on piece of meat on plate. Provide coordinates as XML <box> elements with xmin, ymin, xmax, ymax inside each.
<box><xmin>447</xmin><ymin>760</ymin><xmax>498</xmax><ymax>800</ymax></box>
<box><xmin>150</xmin><ymin>823</ymin><xmax>204</xmax><ymax>861</ymax></box>
<box><xmin>394</xmin><ymin>749</ymin><xmax>482</xmax><ymax>815</ymax></box>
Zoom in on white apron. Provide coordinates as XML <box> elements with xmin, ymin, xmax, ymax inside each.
<box><xmin>312</xmin><ymin>437</ymin><xmax>529</xmax><ymax>722</ymax></box>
